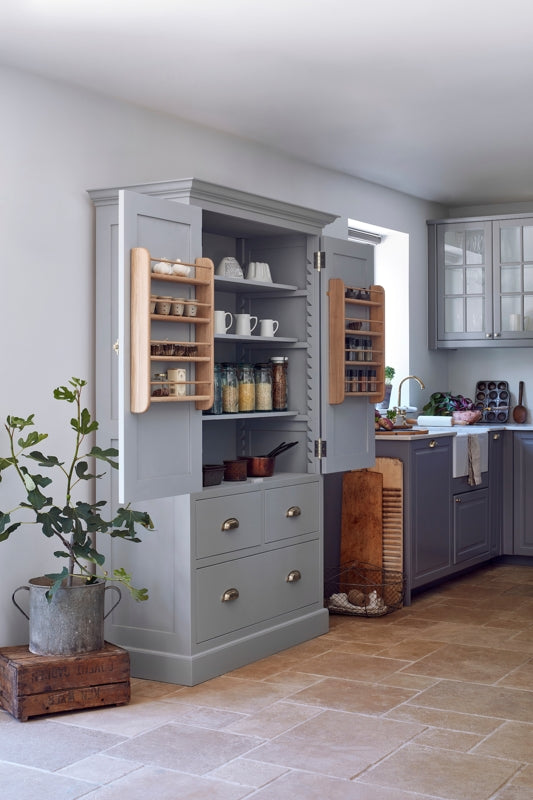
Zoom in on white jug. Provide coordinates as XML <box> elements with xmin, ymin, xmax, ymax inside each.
<box><xmin>235</xmin><ymin>313</ymin><xmax>258</xmax><ymax>336</ymax></box>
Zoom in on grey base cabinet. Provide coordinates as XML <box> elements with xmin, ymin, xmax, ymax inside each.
<box><xmin>512</xmin><ymin>431</ymin><xmax>533</xmax><ymax>556</ymax></box>
<box><xmin>453</xmin><ymin>487</ymin><xmax>490</xmax><ymax>563</ymax></box>
<box><xmin>89</xmin><ymin>178</ymin><xmax>376</xmax><ymax>684</ymax></box>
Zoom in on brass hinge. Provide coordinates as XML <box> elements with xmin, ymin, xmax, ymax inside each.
<box><xmin>314</xmin><ymin>251</ymin><xmax>325</xmax><ymax>271</ymax></box>
<box><xmin>315</xmin><ymin>439</ymin><xmax>327</xmax><ymax>458</ymax></box>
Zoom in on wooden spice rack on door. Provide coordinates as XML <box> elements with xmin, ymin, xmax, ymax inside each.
<box><xmin>328</xmin><ymin>279</ymin><xmax>385</xmax><ymax>404</ymax></box>
<box><xmin>130</xmin><ymin>247</ymin><xmax>214</xmax><ymax>413</ymax></box>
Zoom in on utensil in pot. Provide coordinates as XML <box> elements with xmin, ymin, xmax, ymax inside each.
<box><xmin>513</xmin><ymin>381</ymin><xmax>527</xmax><ymax>423</ymax></box>
<box><xmin>265</xmin><ymin>441</ymin><xmax>298</xmax><ymax>458</ymax></box>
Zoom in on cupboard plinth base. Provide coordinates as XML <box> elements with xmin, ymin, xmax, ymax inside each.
<box><xmin>0</xmin><ymin>642</ymin><xmax>130</xmax><ymax>722</ymax></box>
<box><xmin>125</xmin><ymin>608</ymin><xmax>329</xmax><ymax>687</ymax></box>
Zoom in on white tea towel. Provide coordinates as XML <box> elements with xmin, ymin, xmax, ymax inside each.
<box><xmin>468</xmin><ymin>434</ymin><xmax>482</xmax><ymax>486</ymax></box>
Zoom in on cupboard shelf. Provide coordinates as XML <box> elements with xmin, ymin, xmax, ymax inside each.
<box><xmin>131</xmin><ymin>247</ymin><xmax>214</xmax><ymax>414</ymax></box>
<box><xmin>328</xmin><ymin>278</ymin><xmax>385</xmax><ymax>405</ymax></box>
<box><xmin>214</xmin><ymin>275</ymin><xmax>299</xmax><ymax>294</ymax></box>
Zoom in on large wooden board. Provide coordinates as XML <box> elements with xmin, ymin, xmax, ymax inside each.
<box><xmin>341</xmin><ymin>470</ymin><xmax>383</xmax><ymax>567</ymax></box>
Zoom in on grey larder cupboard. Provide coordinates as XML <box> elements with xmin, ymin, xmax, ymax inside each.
<box><xmin>89</xmin><ymin>179</ymin><xmax>375</xmax><ymax>685</ymax></box>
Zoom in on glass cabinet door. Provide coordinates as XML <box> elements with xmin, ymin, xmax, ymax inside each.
<box><xmin>436</xmin><ymin>221</ymin><xmax>492</xmax><ymax>341</ymax></box>
<box><xmin>493</xmin><ymin>219</ymin><xmax>533</xmax><ymax>338</ymax></box>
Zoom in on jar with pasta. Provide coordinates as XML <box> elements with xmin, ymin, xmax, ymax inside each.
<box><xmin>221</xmin><ymin>363</ymin><xmax>239</xmax><ymax>413</ymax></box>
<box><xmin>238</xmin><ymin>363</ymin><xmax>255</xmax><ymax>412</ymax></box>
<box><xmin>254</xmin><ymin>363</ymin><xmax>273</xmax><ymax>411</ymax></box>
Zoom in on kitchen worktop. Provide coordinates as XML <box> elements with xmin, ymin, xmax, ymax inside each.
<box><xmin>375</xmin><ymin>423</ymin><xmax>533</xmax><ymax>441</ymax></box>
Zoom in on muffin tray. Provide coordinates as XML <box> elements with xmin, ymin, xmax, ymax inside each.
<box><xmin>474</xmin><ymin>380</ymin><xmax>509</xmax><ymax>422</ymax></box>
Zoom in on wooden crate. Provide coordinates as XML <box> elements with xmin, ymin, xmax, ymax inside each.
<box><xmin>0</xmin><ymin>642</ymin><xmax>130</xmax><ymax>721</ymax></box>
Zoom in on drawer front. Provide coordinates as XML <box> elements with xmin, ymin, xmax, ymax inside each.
<box><xmin>195</xmin><ymin>539</ymin><xmax>320</xmax><ymax>642</ymax></box>
<box><xmin>195</xmin><ymin>492</ymin><xmax>262</xmax><ymax>559</ymax></box>
<box><xmin>265</xmin><ymin>482</ymin><xmax>320</xmax><ymax>543</ymax></box>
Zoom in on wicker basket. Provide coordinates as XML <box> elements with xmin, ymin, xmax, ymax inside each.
<box><xmin>324</xmin><ymin>561</ymin><xmax>404</xmax><ymax>617</ymax></box>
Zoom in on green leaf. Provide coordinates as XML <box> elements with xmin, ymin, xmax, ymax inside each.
<box><xmin>43</xmin><ymin>567</ymin><xmax>69</xmax><ymax>601</ymax></box>
<box><xmin>112</xmin><ymin>567</ymin><xmax>149</xmax><ymax>601</ymax></box>
<box><xmin>0</xmin><ymin>456</ymin><xmax>15</xmax><ymax>472</ymax></box>
<box><xmin>17</xmin><ymin>431</ymin><xmax>48</xmax><ymax>450</ymax></box>
<box><xmin>90</xmin><ymin>446</ymin><xmax>119</xmax><ymax>469</ymax></box>
<box><xmin>23</xmin><ymin>473</ymin><xmax>36</xmax><ymax>492</ymax></box>
<box><xmin>0</xmin><ymin>512</ymin><xmax>21</xmax><ymax>541</ymax></box>
<box><xmin>112</xmin><ymin>507</ymin><xmax>154</xmax><ymax>537</ymax></box>
<box><xmin>6</xmin><ymin>414</ymin><xmax>35</xmax><ymax>430</ymax></box>
<box><xmin>25</xmin><ymin>451</ymin><xmax>64</xmax><ymax>469</ymax></box>
<box><xmin>53</xmin><ymin>385</ymin><xmax>77</xmax><ymax>403</ymax></box>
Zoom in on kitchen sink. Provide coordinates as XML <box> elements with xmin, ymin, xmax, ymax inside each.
<box><xmin>452</xmin><ymin>427</ymin><xmax>489</xmax><ymax>478</ymax></box>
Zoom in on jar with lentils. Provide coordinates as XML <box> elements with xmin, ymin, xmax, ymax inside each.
<box><xmin>270</xmin><ymin>356</ymin><xmax>288</xmax><ymax>411</ymax></box>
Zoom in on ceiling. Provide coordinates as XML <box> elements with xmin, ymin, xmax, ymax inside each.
<box><xmin>3</xmin><ymin>0</ymin><xmax>533</xmax><ymax>207</ymax></box>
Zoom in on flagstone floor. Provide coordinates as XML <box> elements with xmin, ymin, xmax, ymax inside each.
<box><xmin>1</xmin><ymin>562</ymin><xmax>532</xmax><ymax>800</ymax></box>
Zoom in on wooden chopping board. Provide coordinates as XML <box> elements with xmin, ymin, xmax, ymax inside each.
<box><xmin>375</xmin><ymin>428</ymin><xmax>428</xmax><ymax>436</ymax></box>
<box><xmin>341</xmin><ymin>470</ymin><xmax>383</xmax><ymax>567</ymax></box>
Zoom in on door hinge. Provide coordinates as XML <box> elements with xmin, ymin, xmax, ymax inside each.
<box><xmin>314</xmin><ymin>251</ymin><xmax>325</xmax><ymax>271</ymax></box>
<box><xmin>315</xmin><ymin>439</ymin><xmax>327</xmax><ymax>458</ymax></box>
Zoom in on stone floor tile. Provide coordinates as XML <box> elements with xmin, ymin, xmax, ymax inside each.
<box><xmin>168</xmin><ymin>675</ymin><xmax>291</xmax><ymax>713</ymax></box>
<box><xmin>225</xmin><ymin>700</ymin><xmax>321</xmax><ymax>738</ymax></box>
<box><xmin>0</xmin><ymin>761</ymin><xmax>94</xmax><ymax>800</ymax></box>
<box><xmin>410</xmin><ymin>679</ymin><xmax>533</xmax><ymax>722</ymax></box>
<box><xmin>413</xmin><ymin>726</ymin><xmax>484</xmax><ymax>751</ymax></box>
<box><xmin>361</xmin><ymin>743</ymin><xmax>520</xmax><ymax>800</ymax></box>
<box><xmin>208</xmin><ymin>757</ymin><xmax>289</xmax><ymax>787</ymax></box>
<box><xmin>0</xmin><ymin>719</ymin><xmax>124</xmax><ymax>770</ymax></box>
<box><xmin>58</xmin><ymin>753</ymin><xmax>142</xmax><ymax>784</ymax></box>
<box><xmin>288</xmin><ymin>676</ymin><xmax>417</xmax><ymax>714</ymax></box>
<box><xmin>385</xmin><ymin>703</ymin><xmax>503</xmax><ymax>734</ymax></box>
<box><xmin>472</xmin><ymin>720</ymin><xmax>533</xmax><ymax>762</ymax></box>
<box><xmin>250</xmin><ymin>769</ymin><xmax>442</xmax><ymax>799</ymax></box>
<box><xmin>297</xmin><ymin>650</ymin><xmax>409</xmax><ymax>681</ymax></box>
<box><xmin>79</xmin><ymin>764</ymin><xmax>251</xmax><ymax>799</ymax></box>
<box><xmin>106</xmin><ymin>722</ymin><xmax>261</xmax><ymax>775</ymax></box>
<box><xmin>403</xmin><ymin>643</ymin><xmax>529</xmax><ymax>683</ymax></box>
<box><xmin>54</xmin><ymin>697</ymin><xmax>197</xmax><ymax>736</ymax></box>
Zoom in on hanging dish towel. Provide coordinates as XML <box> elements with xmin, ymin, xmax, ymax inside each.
<box><xmin>467</xmin><ymin>434</ymin><xmax>482</xmax><ymax>486</ymax></box>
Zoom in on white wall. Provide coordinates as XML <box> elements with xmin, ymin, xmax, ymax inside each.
<box><xmin>0</xmin><ymin>64</ymin><xmax>445</xmax><ymax>645</ymax></box>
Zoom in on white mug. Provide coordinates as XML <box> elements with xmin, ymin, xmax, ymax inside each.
<box><xmin>235</xmin><ymin>313</ymin><xmax>258</xmax><ymax>336</ymax></box>
<box><xmin>214</xmin><ymin>310</ymin><xmax>233</xmax><ymax>334</ymax></box>
<box><xmin>259</xmin><ymin>319</ymin><xmax>279</xmax><ymax>337</ymax></box>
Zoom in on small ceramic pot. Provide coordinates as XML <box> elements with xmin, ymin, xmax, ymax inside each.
<box><xmin>155</xmin><ymin>297</ymin><xmax>172</xmax><ymax>315</ymax></box>
<box><xmin>184</xmin><ymin>301</ymin><xmax>198</xmax><ymax>317</ymax></box>
<box><xmin>171</xmin><ymin>298</ymin><xmax>185</xmax><ymax>316</ymax></box>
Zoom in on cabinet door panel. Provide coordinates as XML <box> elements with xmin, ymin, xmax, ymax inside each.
<box><xmin>319</xmin><ymin>237</ymin><xmax>375</xmax><ymax>474</ymax></box>
<box><xmin>119</xmin><ymin>190</ymin><xmax>202</xmax><ymax>502</ymax></box>
<box><xmin>453</xmin><ymin>489</ymin><xmax>490</xmax><ymax>563</ymax></box>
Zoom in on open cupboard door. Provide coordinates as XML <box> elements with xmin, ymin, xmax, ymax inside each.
<box><xmin>118</xmin><ymin>190</ymin><xmax>204</xmax><ymax>502</ymax></box>
<box><xmin>318</xmin><ymin>236</ymin><xmax>376</xmax><ymax>474</ymax></box>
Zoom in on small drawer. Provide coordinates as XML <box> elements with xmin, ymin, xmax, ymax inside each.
<box><xmin>264</xmin><ymin>482</ymin><xmax>320</xmax><ymax>543</ymax></box>
<box><xmin>195</xmin><ymin>539</ymin><xmax>321</xmax><ymax>642</ymax></box>
<box><xmin>195</xmin><ymin>492</ymin><xmax>262</xmax><ymax>559</ymax></box>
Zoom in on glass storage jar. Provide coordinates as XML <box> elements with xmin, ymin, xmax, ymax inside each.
<box><xmin>221</xmin><ymin>363</ymin><xmax>239</xmax><ymax>413</ymax></box>
<box><xmin>152</xmin><ymin>371</ymin><xmax>169</xmax><ymax>397</ymax></box>
<box><xmin>238</xmin><ymin>363</ymin><xmax>255</xmax><ymax>412</ymax></box>
<box><xmin>204</xmin><ymin>363</ymin><xmax>223</xmax><ymax>414</ymax></box>
<box><xmin>270</xmin><ymin>356</ymin><xmax>288</xmax><ymax>411</ymax></box>
<box><xmin>254</xmin><ymin>363</ymin><xmax>273</xmax><ymax>411</ymax></box>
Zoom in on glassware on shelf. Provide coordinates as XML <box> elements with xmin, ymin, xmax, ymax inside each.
<box><xmin>238</xmin><ymin>363</ymin><xmax>255</xmax><ymax>412</ymax></box>
<box><xmin>151</xmin><ymin>372</ymin><xmax>169</xmax><ymax>397</ymax></box>
<box><xmin>270</xmin><ymin>356</ymin><xmax>288</xmax><ymax>411</ymax></box>
<box><xmin>221</xmin><ymin>363</ymin><xmax>239</xmax><ymax>413</ymax></box>
<box><xmin>254</xmin><ymin>363</ymin><xmax>273</xmax><ymax>411</ymax></box>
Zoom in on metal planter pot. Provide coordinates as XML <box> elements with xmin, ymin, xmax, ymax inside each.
<box><xmin>12</xmin><ymin>577</ymin><xmax>121</xmax><ymax>656</ymax></box>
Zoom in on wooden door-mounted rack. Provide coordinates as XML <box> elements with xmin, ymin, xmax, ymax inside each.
<box><xmin>328</xmin><ymin>278</ymin><xmax>385</xmax><ymax>405</ymax></box>
<box><xmin>130</xmin><ymin>247</ymin><xmax>214</xmax><ymax>413</ymax></box>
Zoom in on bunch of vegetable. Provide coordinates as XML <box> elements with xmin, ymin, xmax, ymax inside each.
<box><xmin>421</xmin><ymin>392</ymin><xmax>475</xmax><ymax>416</ymax></box>
<box><xmin>375</xmin><ymin>410</ymin><xmax>395</xmax><ymax>431</ymax></box>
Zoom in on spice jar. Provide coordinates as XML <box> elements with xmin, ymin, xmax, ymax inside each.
<box><xmin>270</xmin><ymin>356</ymin><xmax>288</xmax><ymax>411</ymax></box>
<box><xmin>221</xmin><ymin>363</ymin><xmax>239</xmax><ymax>413</ymax></box>
<box><xmin>152</xmin><ymin>371</ymin><xmax>169</xmax><ymax>397</ymax></box>
<box><xmin>238</xmin><ymin>363</ymin><xmax>255</xmax><ymax>412</ymax></box>
<box><xmin>254</xmin><ymin>363</ymin><xmax>273</xmax><ymax>411</ymax></box>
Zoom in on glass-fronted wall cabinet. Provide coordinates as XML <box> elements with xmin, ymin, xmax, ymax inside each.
<box><xmin>428</xmin><ymin>214</ymin><xmax>533</xmax><ymax>348</ymax></box>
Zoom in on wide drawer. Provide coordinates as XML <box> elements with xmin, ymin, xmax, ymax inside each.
<box><xmin>195</xmin><ymin>539</ymin><xmax>320</xmax><ymax>642</ymax></box>
<box><xmin>195</xmin><ymin>491</ymin><xmax>262</xmax><ymax>559</ymax></box>
<box><xmin>264</xmin><ymin>482</ymin><xmax>320</xmax><ymax>543</ymax></box>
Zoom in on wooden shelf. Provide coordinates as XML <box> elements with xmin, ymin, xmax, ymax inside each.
<box><xmin>328</xmin><ymin>278</ymin><xmax>385</xmax><ymax>405</ymax></box>
<box><xmin>130</xmin><ymin>247</ymin><xmax>214</xmax><ymax>413</ymax></box>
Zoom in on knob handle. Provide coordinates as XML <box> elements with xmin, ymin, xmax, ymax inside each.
<box><xmin>221</xmin><ymin>517</ymin><xmax>239</xmax><ymax>531</ymax></box>
<box><xmin>221</xmin><ymin>588</ymin><xmax>239</xmax><ymax>602</ymax></box>
<box><xmin>455</xmin><ymin>497</ymin><xmax>462</xmax><ymax>503</ymax></box>
<box><xmin>428</xmin><ymin>440</ymin><xmax>438</xmax><ymax>448</ymax></box>
<box><xmin>286</xmin><ymin>569</ymin><xmax>301</xmax><ymax>583</ymax></box>
<box><xmin>286</xmin><ymin>506</ymin><xmax>301</xmax><ymax>518</ymax></box>
<box><xmin>493</xmin><ymin>433</ymin><xmax>500</xmax><ymax>440</ymax></box>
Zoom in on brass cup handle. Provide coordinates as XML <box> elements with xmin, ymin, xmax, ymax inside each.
<box><xmin>493</xmin><ymin>433</ymin><xmax>500</xmax><ymax>440</ymax></box>
<box><xmin>428</xmin><ymin>440</ymin><xmax>438</xmax><ymax>448</ymax></box>
<box><xmin>286</xmin><ymin>506</ymin><xmax>301</xmax><ymax>518</ymax></box>
<box><xmin>286</xmin><ymin>569</ymin><xmax>301</xmax><ymax>583</ymax></box>
<box><xmin>221</xmin><ymin>517</ymin><xmax>239</xmax><ymax>531</ymax></box>
<box><xmin>221</xmin><ymin>588</ymin><xmax>239</xmax><ymax>602</ymax></box>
